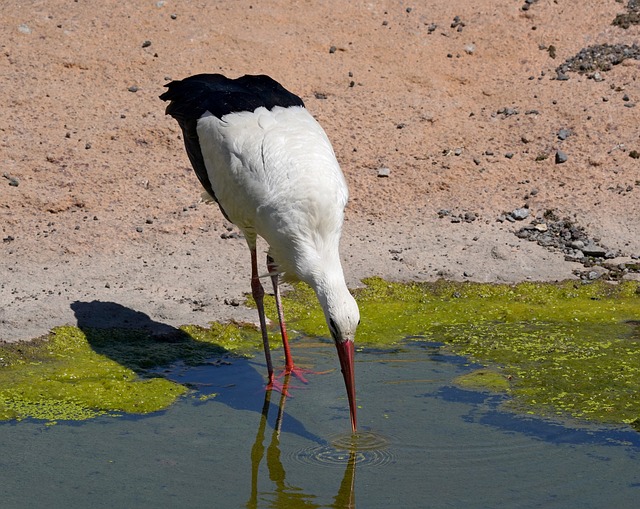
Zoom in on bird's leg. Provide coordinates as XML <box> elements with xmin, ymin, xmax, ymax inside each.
<box><xmin>267</xmin><ymin>255</ymin><xmax>314</xmax><ymax>384</ymax></box>
<box><xmin>267</xmin><ymin>255</ymin><xmax>294</xmax><ymax>372</ymax></box>
<box><xmin>251</xmin><ymin>247</ymin><xmax>280</xmax><ymax>392</ymax></box>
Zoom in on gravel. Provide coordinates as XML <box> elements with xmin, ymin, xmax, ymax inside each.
<box><xmin>512</xmin><ymin>214</ymin><xmax>639</xmax><ymax>280</ymax></box>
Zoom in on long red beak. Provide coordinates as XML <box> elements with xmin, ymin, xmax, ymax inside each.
<box><xmin>336</xmin><ymin>340</ymin><xmax>357</xmax><ymax>433</ymax></box>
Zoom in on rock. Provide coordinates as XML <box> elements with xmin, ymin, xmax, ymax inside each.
<box><xmin>537</xmin><ymin>234</ymin><xmax>555</xmax><ymax>247</ymax></box>
<box><xmin>582</xmin><ymin>243</ymin><xmax>607</xmax><ymax>257</ymax></box>
<box><xmin>464</xmin><ymin>211</ymin><xmax>477</xmax><ymax>222</ymax></box>
<box><xmin>557</xmin><ymin>128</ymin><xmax>571</xmax><ymax>140</ymax></box>
<box><xmin>534</xmin><ymin>223</ymin><xmax>548</xmax><ymax>232</ymax></box>
<box><xmin>511</xmin><ymin>208</ymin><xmax>530</xmax><ymax>220</ymax></box>
<box><xmin>555</xmin><ymin>151</ymin><xmax>568</xmax><ymax>164</ymax></box>
<box><xmin>7</xmin><ymin>176</ymin><xmax>19</xmax><ymax>187</ymax></box>
<box><xmin>377</xmin><ymin>167</ymin><xmax>390</xmax><ymax>177</ymax></box>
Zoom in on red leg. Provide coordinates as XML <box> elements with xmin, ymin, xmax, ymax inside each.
<box><xmin>267</xmin><ymin>255</ymin><xmax>313</xmax><ymax>384</ymax></box>
<box><xmin>267</xmin><ymin>256</ymin><xmax>294</xmax><ymax>371</ymax></box>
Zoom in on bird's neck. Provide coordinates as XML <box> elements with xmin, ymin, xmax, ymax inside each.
<box><xmin>307</xmin><ymin>258</ymin><xmax>350</xmax><ymax>311</ymax></box>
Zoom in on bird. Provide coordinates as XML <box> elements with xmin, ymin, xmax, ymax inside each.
<box><xmin>160</xmin><ymin>73</ymin><xmax>360</xmax><ymax>432</ymax></box>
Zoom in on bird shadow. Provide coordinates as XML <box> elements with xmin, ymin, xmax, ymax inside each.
<box><xmin>70</xmin><ymin>300</ymin><xmax>320</xmax><ymax>441</ymax></box>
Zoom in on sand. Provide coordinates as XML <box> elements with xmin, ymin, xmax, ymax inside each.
<box><xmin>2</xmin><ymin>0</ymin><xmax>639</xmax><ymax>342</ymax></box>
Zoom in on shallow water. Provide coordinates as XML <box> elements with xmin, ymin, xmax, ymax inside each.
<box><xmin>2</xmin><ymin>339</ymin><xmax>640</xmax><ymax>508</ymax></box>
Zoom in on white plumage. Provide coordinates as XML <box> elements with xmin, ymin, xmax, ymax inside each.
<box><xmin>161</xmin><ymin>74</ymin><xmax>359</xmax><ymax>432</ymax></box>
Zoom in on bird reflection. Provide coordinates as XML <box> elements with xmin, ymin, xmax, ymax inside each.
<box><xmin>247</xmin><ymin>375</ymin><xmax>356</xmax><ymax>508</ymax></box>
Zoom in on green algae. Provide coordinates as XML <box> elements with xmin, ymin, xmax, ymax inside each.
<box><xmin>0</xmin><ymin>322</ymin><xmax>263</xmax><ymax>423</ymax></box>
<box><xmin>1</xmin><ymin>278</ymin><xmax>639</xmax><ymax>428</ymax></box>
<box><xmin>267</xmin><ymin>277</ymin><xmax>640</xmax><ymax>427</ymax></box>
<box><xmin>269</xmin><ymin>277</ymin><xmax>639</xmax><ymax>343</ymax></box>
<box><xmin>454</xmin><ymin>369</ymin><xmax>512</xmax><ymax>392</ymax></box>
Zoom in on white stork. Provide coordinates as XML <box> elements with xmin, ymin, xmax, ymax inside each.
<box><xmin>160</xmin><ymin>74</ymin><xmax>359</xmax><ymax>432</ymax></box>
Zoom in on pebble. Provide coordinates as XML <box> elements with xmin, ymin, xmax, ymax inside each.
<box><xmin>128</xmin><ymin>85</ymin><xmax>139</xmax><ymax>93</ymax></box>
<box><xmin>555</xmin><ymin>150</ymin><xmax>568</xmax><ymax>164</ymax></box>
<box><xmin>582</xmin><ymin>243</ymin><xmax>606</xmax><ymax>257</ymax></box>
<box><xmin>377</xmin><ymin>167</ymin><xmax>390</xmax><ymax>178</ymax></box>
<box><xmin>511</xmin><ymin>208</ymin><xmax>530</xmax><ymax>220</ymax></box>
<box><xmin>556</xmin><ymin>43</ymin><xmax>640</xmax><ymax>77</ymax></box>
<box><xmin>3</xmin><ymin>173</ymin><xmax>19</xmax><ymax>187</ymax></box>
<box><xmin>557</xmin><ymin>128</ymin><xmax>571</xmax><ymax>140</ymax></box>
<box><xmin>450</xmin><ymin>16</ymin><xmax>465</xmax><ymax>32</ymax></box>
<box><xmin>514</xmin><ymin>216</ymin><xmax>624</xmax><ymax>277</ymax></box>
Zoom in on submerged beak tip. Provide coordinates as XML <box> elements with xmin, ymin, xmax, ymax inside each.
<box><xmin>336</xmin><ymin>340</ymin><xmax>357</xmax><ymax>433</ymax></box>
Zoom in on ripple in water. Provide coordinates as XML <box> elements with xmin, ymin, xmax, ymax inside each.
<box><xmin>292</xmin><ymin>431</ymin><xmax>394</xmax><ymax>467</ymax></box>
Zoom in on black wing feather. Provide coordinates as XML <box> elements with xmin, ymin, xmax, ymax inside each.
<box><xmin>160</xmin><ymin>74</ymin><xmax>304</xmax><ymax>208</ymax></box>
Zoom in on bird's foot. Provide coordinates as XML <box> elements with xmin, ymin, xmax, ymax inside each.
<box><xmin>277</xmin><ymin>365</ymin><xmax>331</xmax><ymax>385</ymax></box>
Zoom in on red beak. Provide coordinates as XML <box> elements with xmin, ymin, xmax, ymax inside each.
<box><xmin>336</xmin><ymin>340</ymin><xmax>357</xmax><ymax>433</ymax></box>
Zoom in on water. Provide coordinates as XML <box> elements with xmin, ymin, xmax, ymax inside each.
<box><xmin>2</xmin><ymin>339</ymin><xmax>640</xmax><ymax>508</ymax></box>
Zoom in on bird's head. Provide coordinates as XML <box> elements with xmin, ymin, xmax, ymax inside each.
<box><xmin>322</xmin><ymin>289</ymin><xmax>360</xmax><ymax>433</ymax></box>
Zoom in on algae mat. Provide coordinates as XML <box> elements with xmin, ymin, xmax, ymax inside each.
<box><xmin>1</xmin><ymin>278</ymin><xmax>639</xmax><ymax>428</ymax></box>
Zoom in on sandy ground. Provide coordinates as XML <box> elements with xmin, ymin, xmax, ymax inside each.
<box><xmin>2</xmin><ymin>0</ymin><xmax>640</xmax><ymax>343</ymax></box>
